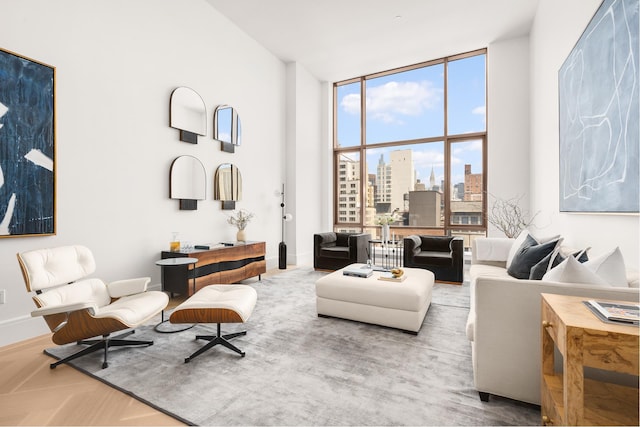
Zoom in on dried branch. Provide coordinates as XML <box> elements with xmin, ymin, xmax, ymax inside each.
<box><xmin>487</xmin><ymin>194</ymin><xmax>539</xmax><ymax>238</ymax></box>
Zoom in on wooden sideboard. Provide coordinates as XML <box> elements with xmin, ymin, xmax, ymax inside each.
<box><xmin>541</xmin><ymin>293</ymin><xmax>639</xmax><ymax>426</ymax></box>
<box><xmin>160</xmin><ymin>241</ymin><xmax>266</xmax><ymax>296</ymax></box>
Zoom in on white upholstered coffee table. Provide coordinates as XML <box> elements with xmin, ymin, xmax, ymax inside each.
<box><xmin>315</xmin><ymin>264</ymin><xmax>434</xmax><ymax>334</ymax></box>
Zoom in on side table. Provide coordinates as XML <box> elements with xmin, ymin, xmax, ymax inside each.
<box><xmin>368</xmin><ymin>239</ymin><xmax>403</xmax><ymax>271</ymax></box>
<box><xmin>541</xmin><ymin>293</ymin><xmax>639</xmax><ymax>426</ymax></box>
<box><xmin>154</xmin><ymin>257</ymin><xmax>198</xmax><ymax>334</ymax></box>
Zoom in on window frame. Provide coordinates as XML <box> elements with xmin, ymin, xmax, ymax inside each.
<box><xmin>332</xmin><ymin>49</ymin><xmax>487</xmax><ymax>237</ymax></box>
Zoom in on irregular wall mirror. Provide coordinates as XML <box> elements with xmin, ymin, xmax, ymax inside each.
<box><xmin>170</xmin><ymin>87</ymin><xmax>207</xmax><ymax>144</ymax></box>
<box><xmin>170</xmin><ymin>156</ymin><xmax>206</xmax><ymax>210</ymax></box>
<box><xmin>214</xmin><ymin>163</ymin><xmax>242</xmax><ymax>210</ymax></box>
<box><xmin>213</xmin><ymin>105</ymin><xmax>241</xmax><ymax>152</ymax></box>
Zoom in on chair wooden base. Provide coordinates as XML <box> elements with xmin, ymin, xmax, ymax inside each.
<box><xmin>184</xmin><ymin>323</ymin><xmax>247</xmax><ymax>363</ymax></box>
<box><xmin>49</xmin><ymin>330</ymin><xmax>153</xmax><ymax>369</ymax></box>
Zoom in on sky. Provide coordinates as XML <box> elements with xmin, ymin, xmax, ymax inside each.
<box><xmin>336</xmin><ymin>53</ymin><xmax>485</xmax><ymax>188</ymax></box>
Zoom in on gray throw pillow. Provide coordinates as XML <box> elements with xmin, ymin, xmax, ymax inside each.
<box><xmin>507</xmin><ymin>236</ymin><xmax>561</xmax><ymax>279</ymax></box>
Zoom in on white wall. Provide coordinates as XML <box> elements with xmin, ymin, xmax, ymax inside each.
<box><xmin>530</xmin><ymin>0</ymin><xmax>639</xmax><ymax>268</ymax></box>
<box><xmin>486</xmin><ymin>36</ymin><xmax>531</xmax><ymax>235</ymax></box>
<box><xmin>285</xmin><ymin>63</ymin><xmax>324</xmax><ymax>266</ymax></box>
<box><xmin>0</xmin><ymin>0</ymin><xmax>288</xmax><ymax>346</ymax></box>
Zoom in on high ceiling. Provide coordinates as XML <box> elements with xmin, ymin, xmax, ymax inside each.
<box><xmin>206</xmin><ymin>0</ymin><xmax>540</xmax><ymax>82</ymax></box>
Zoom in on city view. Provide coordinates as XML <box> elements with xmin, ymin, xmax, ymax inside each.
<box><xmin>334</xmin><ymin>51</ymin><xmax>486</xmax><ymax>243</ymax></box>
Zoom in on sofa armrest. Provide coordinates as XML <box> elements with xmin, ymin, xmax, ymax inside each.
<box><xmin>31</xmin><ymin>301</ymin><xmax>98</xmax><ymax>318</ymax></box>
<box><xmin>450</xmin><ymin>237</ymin><xmax>464</xmax><ymax>261</ymax></box>
<box><xmin>472</xmin><ymin>237</ymin><xmax>513</xmax><ymax>266</ymax></box>
<box><xmin>469</xmin><ymin>275</ymin><xmax>640</xmax><ymax>404</ymax></box>
<box><xmin>314</xmin><ymin>233</ymin><xmax>337</xmax><ymax>261</ymax></box>
<box><xmin>107</xmin><ymin>277</ymin><xmax>150</xmax><ymax>298</ymax></box>
<box><xmin>348</xmin><ymin>233</ymin><xmax>371</xmax><ymax>263</ymax></box>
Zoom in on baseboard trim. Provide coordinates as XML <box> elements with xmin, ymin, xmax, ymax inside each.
<box><xmin>0</xmin><ymin>315</ymin><xmax>49</xmax><ymax>348</ymax></box>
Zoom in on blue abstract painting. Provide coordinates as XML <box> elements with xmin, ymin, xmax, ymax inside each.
<box><xmin>559</xmin><ymin>0</ymin><xmax>639</xmax><ymax>213</ymax></box>
<box><xmin>0</xmin><ymin>48</ymin><xmax>55</xmax><ymax>236</ymax></box>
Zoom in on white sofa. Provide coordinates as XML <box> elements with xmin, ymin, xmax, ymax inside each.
<box><xmin>466</xmin><ymin>237</ymin><xmax>640</xmax><ymax>405</ymax></box>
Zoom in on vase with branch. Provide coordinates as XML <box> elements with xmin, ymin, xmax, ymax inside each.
<box><xmin>226</xmin><ymin>209</ymin><xmax>254</xmax><ymax>242</ymax></box>
<box><xmin>375</xmin><ymin>209</ymin><xmax>401</xmax><ymax>242</ymax></box>
<box><xmin>487</xmin><ymin>194</ymin><xmax>539</xmax><ymax>238</ymax></box>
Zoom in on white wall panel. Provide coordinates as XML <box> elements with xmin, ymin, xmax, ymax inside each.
<box><xmin>0</xmin><ymin>0</ymin><xmax>287</xmax><ymax>346</ymax></box>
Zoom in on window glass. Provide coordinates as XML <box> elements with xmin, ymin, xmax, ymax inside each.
<box><xmin>366</xmin><ymin>64</ymin><xmax>444</xmax><ymax>144</ymax></box>
<box><xmin>447</xmin><ymin>55</ymin><xmax>486</xmax><ymax>135</ymax></box>
<box><xmin>364</xmin><ymin>142</ymin><xmax>445</xmax><ymax>228</ymax></box>
<box><xmin>336</xmin><ymin>82</ymin><xmax>361</xmax><ymax>148</ymax></box>
<box><xmin>449</xmin><ymin>139</ymin><xmax>484</xmax><ymax>225</ymax></box>
<box><xmin>333</xmin><ymin>50</ymin><xmax>487</xmax><ymax>237</ymax></box>
<box><xmin>336</xmin><ymin>151</ymin><xmax>361</xmax><ymax>223</ymax></box>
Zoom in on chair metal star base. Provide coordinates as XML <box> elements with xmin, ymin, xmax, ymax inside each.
<box><xmin>185</xmin><ymin>323</ymin><xmax>247</xmax><ymax>363</ymax></box>
<box><xmin>50</xmin><ymin>330</ymin><xmax>153</xmax><ymax>369</ymax></box>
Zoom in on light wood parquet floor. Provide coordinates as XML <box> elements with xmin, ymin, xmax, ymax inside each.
<box><xmin>0</xmin><ymin>333</ymin><xmax>184</xmax><ymax>426</ymax></box>
<box><xmin>0</xmin><ymin>267</ymin><xmax>294</xmax><ymax>426</ymax></box>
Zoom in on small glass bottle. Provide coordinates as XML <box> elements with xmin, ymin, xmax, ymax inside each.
<box><xmin>170</xmin><ymin>232</ymin><xmax>180</xmax><ymax>252</ymax></box>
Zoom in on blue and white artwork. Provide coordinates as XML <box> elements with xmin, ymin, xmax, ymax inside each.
<box><xmin>559</xmin><ymin>0</ymin><xmax>639</xmax><ymax>213</ymax></box>
<box><xmin>0</xmin><ymin>48</ymin><xmax>55</xmax><ymax>236</ymax></box>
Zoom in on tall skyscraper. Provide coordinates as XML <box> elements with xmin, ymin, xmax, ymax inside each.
<box><xmin>390</xmin><ymin>149</ymin><xmax>415</xmax><ymax>213</ymax></box>
<box><xmin>337</xmin><ymin>154</ymin><xmax>361</xmax><ymax>223</ymax></box>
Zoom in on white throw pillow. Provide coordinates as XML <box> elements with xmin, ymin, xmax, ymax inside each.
<box><xmin>542</xmin><ymin>255</ymin><xmax>609</xmax><ymax>286</ymax></box>
<box><xmin>583</xmin><ymin>247</ymin><xmax>628</xmax><ymax>287</ymax></box>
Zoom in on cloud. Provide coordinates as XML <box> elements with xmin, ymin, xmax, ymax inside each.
<box><xmin>452</xmin><ymin>139</ymin><xmax>483</xmax><ymax>158</ymax></box>
<box><xmin>472</xmin><ymin>105</ymin><xmax>485</xmax><ymax>115</ymax></box>
<box><xmin>341</xmin><ymin>80</ymin><xmax>442</xmax><ymax>124</ymax></box>
<box><xmin>341</xmin><ymin>93</ymin><xmax>361</xmax><ymax>115</ymax></box>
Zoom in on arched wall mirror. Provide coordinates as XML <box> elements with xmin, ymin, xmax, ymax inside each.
<box><xmin>170</xmin><ymin>87</ymin><xmax>207</xmax><ymax>144</ymax></box>
<box><xmin>214</xmin><ymin>163</ymin><xmax>242</xmax><ymax>210</ymax></box>
<box><xmin>213</xmin><ymin>105</ymin><xmax>241</xmax><ymax>152</ymax></box>
<box><xmin>170</xmin><ymin>156</ymin><xmax>206</xmax><ymax>210</ymax></box>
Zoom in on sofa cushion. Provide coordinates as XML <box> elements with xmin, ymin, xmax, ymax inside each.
<box><xmin>419</xmin><ymin>236</ymin><xmax>452</xmax><ymax>252</ymax></box>
<box><xmin>470</xmin><ymin>263</ymin><xmax>511</xmax><ymax>281</ymax></box>
<box><xmin>414</xmin><ymin>251</ymin><xmax>452</xmax><ymax>267</ymax></box>
<box><xmin>507</xmin><ymin>236</ymin><xmax>562</xmax><ymax>279</ymax></box>
<box><xmin>319</xmin><ymin>247</ymin><xmax>350</xmax><ymax>259</ymax></box>
<box><xmin>335</xmin><ymin>233</ymin><xmax>350</xmax><ymax>247</ymax></box>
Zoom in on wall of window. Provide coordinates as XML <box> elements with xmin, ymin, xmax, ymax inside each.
<box><xmin>333</xmin><ymin>50</ymin><xmax>487</xmax><ymax>247</ymax></box>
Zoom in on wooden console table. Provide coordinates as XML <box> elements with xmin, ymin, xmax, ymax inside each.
<box><xmin>541</xmin><ymin>293</ymin><xmax>639</xmax><ymax>426</ymax></box>
<box><xmin>160</xmin><ymin>241</ymin><xmax>266</xmax><ymax>296</ymax></box>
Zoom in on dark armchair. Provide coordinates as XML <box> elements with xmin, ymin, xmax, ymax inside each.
<box><xmin>403</xmin><ymin>235</ymin><xmax>464</xmax><ymax>283</ymax></box>
<box><xmin>314</xmin><ymin>232</ymin><xmax>371</xmax><ymax>270</ymax></box>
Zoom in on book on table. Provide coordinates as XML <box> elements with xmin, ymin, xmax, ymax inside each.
<box><xmin>585</xmin><ymin>300</ymin><xmax>640</xmax><ymax>325</ymax></box>
<box><xmin>377</xmin><ymin>272</ymin><xmax>406</xmax><ymax>282</ymax></box>
<box><xmin>343</xmin><ymin>265</ymin><xmax>373</xmax><ymax>278</ymax></box>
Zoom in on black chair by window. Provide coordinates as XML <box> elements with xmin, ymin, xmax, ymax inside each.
<box><xmin>403</xmin><ymin>235</ymin><xmax>464</xmax><ymax>284</ymax></box>
<box><xmin>314</xmin><ymin>232</ymin><xmax>371</xmax><ymax>271</ymax></box>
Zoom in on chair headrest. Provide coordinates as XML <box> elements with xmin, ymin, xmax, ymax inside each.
<box><xmin>17</xmin><ymin>245</ymin><xmax>96</xmax><ymax>292</ymax></box>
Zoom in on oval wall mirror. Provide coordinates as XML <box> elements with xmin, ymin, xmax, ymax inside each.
<box><xmin>170</xmin><ymin>87</ymin><xmax>207</xmax><ymax>144</ymax></box>
<box><xmin>214</xmin><ymin>105</ymin><xmax>241</xmax><ymax>152</ymax></box>
<box><xmin>214</xmin><ymin>163</ymin><xmax>242</xmax><ymax>210</ymax></box>
<box><xmin>170</xmin><ymin>156</ymin><xmax>206</xmax><ymax>210</ymax></box>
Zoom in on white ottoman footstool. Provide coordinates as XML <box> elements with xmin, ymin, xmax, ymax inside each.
<box><xmin>170</xmin><ymin>284</ymin><xmax>257</xmax><ymax>362</ymax></box>
<box><xmin>315</xmin><ymin>264</ymin><xmax>434</xmax><ymax>334</ymax></box>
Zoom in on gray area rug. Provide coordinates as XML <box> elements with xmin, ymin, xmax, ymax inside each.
<box><xmin>46</xmin><ymin>267</ymin><xmax>539</xmax><ymax>426</ymax></box>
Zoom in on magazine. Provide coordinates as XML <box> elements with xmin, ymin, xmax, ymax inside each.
<box><xmin>377</xmin><ymin>272</ymin><xmax>406</xmax><ymax>282</ymax></box>
<box><xmin>343</xmin><ymin>265</ymin><xmax>373</xmax><ymax>278</ymax></box>
<box><xmin>585</xmin><ymin>300</ymin><xmax>640</xmax><ymax>325</ymax></box>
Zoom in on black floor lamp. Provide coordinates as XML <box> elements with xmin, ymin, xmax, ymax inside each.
<box><xmin>278</xmin><ymin>183</ymin><xmax>292</xmax><ymax>269</ymax></box>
